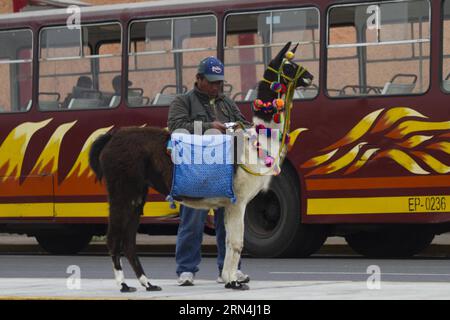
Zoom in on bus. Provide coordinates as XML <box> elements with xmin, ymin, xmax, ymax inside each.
<box><xmin>0</xmin><ymin>0</ymin><xmax>448</xmax><ymax>257</ymax></box>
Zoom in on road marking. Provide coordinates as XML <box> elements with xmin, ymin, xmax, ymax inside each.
<box><xmin>270</xmin><ymin>271</ymin><xmax>450</xmax><ymax>277</ymax></box>
<box><xmin>0</xmin><ymin>296</ymin><xmax>125</xmax><ymax>300</ymax></box>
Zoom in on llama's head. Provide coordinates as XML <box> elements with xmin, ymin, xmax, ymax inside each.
<box><xmin>254</xmin><ymin>42</ymin><xmax>314</xmax><ymax>122</ymax></box>
<box><xmin>265</xmin><ymin>41</ymin><xmax>314</xmax><ymax>90</ymax></box>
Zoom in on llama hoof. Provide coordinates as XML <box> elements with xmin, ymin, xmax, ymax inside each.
<box><xmin>146</xmin><ymin>283</ymin><xmax>162</xmax><ymax>291</ymax></box>
<box><xmin>120</xmin><ymin>283</ymin><xmax>137</xmax><ymax>293</ymax></box>
<box><xmin>225</xmin><ymin>281</ymin><xmax>250</xmax><ymax>290</ymax></box>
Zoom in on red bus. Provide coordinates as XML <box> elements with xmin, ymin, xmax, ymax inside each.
<box><xmin>0</xmin><ymin>0</ymin><xmax>448</xmax><ymax>257</ymax></box>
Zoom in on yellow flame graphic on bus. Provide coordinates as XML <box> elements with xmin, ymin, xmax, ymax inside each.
<box><xmin>0</xmin><ymin>119</ymin><xmax>114</xmax><ymax>187</ymax></box>
<box><xmin>427</xmin><ymin>142</ymin><xmax>450</xmax><ymax>154</ymax></box>
<box><xmin>31</xmin><ymin>121</ymin><xmax>77</xmax><ymax>175</ymax></box>
<box><xmin>370</xmin><ymin>107</ymin><xmax>428</xmax><ymax>133</ymax></box>
<box><xmin>306</xmin><ymin>143</ymin><xmax>367</xmax><ymax>176</ymax></box>
<box><xmin>0</xmin><ymin>119</ymin><xmax>52</xmax><ymax>181</ymax></box>
<box><xmin>344</xmin><ymin>148</ymin><xmax>380</xmax><ymax>175</ymax></box>
<box><xmin>411</xmin><ymin>151</ymin><xmax>450</xmax><ymax>174</ymax></box>
<box><xmin>386</xmin><ymin>120</ymin><xmax>450</xmax><ymax>140</ymax></box>
<box><xmin>322</xmin><ymin>109</ymin><xmax>384</xmax><ymax>151</ymax></box>
<box><xmin>66</xmin><ymin>126</ymin><xmax>114</xmax><ymax>179</ymax></box>
<box><xmin>373</xmin><ymin>149</ymin><xmax>430</xmax><ymax>175</ymax></box>
<box><xmin>302</xmin><ymin>149</ymin><xmax>338</xmax><ymax>169</ymax></box>
<box><xmin>303</xmin><ymin>107</ymin><xmax>450</xmax><ymax>177</ymax></box>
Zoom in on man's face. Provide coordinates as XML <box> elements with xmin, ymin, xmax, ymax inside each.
<box><xmin>197</xmin><ymin>75</ymin><xmax>223</xmax><ymax>98</ymax></box>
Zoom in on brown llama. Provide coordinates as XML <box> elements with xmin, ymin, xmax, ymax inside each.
<box><xmin>88</xmin><ymin>42</ymin><xmax>313</xmax><ymax>292</ymax></box>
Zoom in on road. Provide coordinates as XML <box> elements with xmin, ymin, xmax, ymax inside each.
<box><xmin>1</xmin><ymin>254</ymin><xmax>450</xmax><ymax>300</ymax></box>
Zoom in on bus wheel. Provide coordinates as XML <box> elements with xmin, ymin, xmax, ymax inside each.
<box><xmin>345</xmin><ymin>227</ymin><xmax>435</xmax><ymax>258</ymax></box>
<box><xmin>244</xmin><ymin>168</ymin><xmax>328</xmax><ymax>258</ymax></box>
<box><xmin>36</xmin><ymin>230</ymin><xmax>93</xmax><ymax>255</ymax></box>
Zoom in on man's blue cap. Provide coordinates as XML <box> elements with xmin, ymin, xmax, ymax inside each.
<box><xmin>198</xmin><ymin>56</ymin><xmax>224</xmax><ymax>82</ymax></box>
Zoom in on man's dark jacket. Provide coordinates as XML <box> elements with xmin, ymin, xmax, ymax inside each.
<box><xmin>168</xmin><ymin>85</ymin><xmax>249</xmax><ymax>133</ymax></box>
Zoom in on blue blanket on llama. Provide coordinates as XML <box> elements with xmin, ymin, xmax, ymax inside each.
<box><xmin>167</xmin><ymin>133</ymin><xmax>236</xmax><ymax>206</ymax></box>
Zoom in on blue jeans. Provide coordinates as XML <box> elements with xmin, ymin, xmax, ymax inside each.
<box><xmin>176</xmin><ymin>205</ymin><xmax>240</xmax><ymax>275</ymax></box>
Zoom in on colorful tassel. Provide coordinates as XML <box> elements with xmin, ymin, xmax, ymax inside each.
<box><xmin>165</xmin><ymin>195</ymin><xmax>176</xmax><ymax>209</ymax></box>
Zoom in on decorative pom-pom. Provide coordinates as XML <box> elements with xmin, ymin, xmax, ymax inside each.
<box><xmin>285</xmin><ymin>51</ymin><xmax>295</xmax><ymax>61</ymax></box>
<box><xmin>273</xmin><ymin>113</ymin><xmax>281</xmax><ymax>124</ymax></box>
<box><xmin>273</xmin><ymin>98</ymin><xmax>285</xmax><ymax>110</ymax></box>
<box><xmin>264</xmin><ymin>156</ymin><xmax>275</xmax><ymax>167</ymax></box>
<box><xmin>253</xmin><ymin>99</ymin><xmax>263</xmax><ymax>110</ymax></box>
<box><xmin>270</xmin><ymin>82</ymin><xmax>283</xmax><ymax>93</ymax></box>
<box><xmin>255</xmin><ymin>124</ymin><xmax>266</xmax><ymax>133</ymax></box>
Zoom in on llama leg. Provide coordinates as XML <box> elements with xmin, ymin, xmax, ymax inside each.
<box><xmin>123</xmin><ymin>208</ymin><xmax>161</xmax><ymax>292</ymax></box>
<box><xmin>222</xmin><ymin>205</ymin><xmax>249</xmax><ymax>290</ymax></box>
<box><xmin>108</xmin><ymin>234</ymin><xmax>136</xmax><ymax>292</ymax></box>
<box><xmin>108</xmin><ymin>202</ymin><xmax>136</xmax><ymax>293</ymax></box>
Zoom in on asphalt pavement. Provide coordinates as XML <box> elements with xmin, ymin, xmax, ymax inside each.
<box><xmin>1</xmin><ymin>255</ymin><xmax>450</xmax><ymax>300</ymax></box>
<box><xmin>2</xmin><ymin>233</ymin><xmax>450</xmax><ymax>300</ymax></box>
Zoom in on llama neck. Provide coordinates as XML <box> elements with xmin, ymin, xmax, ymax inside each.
<box><xmin>253</xmin><ymin>80</ymin><xmax>283</xmax><ymax>127</ymax></box>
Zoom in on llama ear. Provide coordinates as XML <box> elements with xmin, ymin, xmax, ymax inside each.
<box><xmin>291</xmin><ymin>42</ymin><xmax>299</xmax><ymax>53</ymax></box>
<box><xmin>273</xmin><ymin>41</ymin><xmax>292</xmax><ymax>63</ymax></box>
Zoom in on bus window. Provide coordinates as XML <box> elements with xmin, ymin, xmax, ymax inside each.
<box><xmin>98</xmin><ymin>42</ymin><xmax>123</xmax><ymax>108</ymax></box>
<box><xmin>224</xmin><ymin>8</ymin><xmax>320</xmax><ymax>102</ymax></box>
<box><xmin>327</xmin><ymin>0</ymin><xmax>430</xmax><ymax>97</ymax></box>
<box><xmin>39</xmin><ymin>23</ymin><xmax>122</xmax><ymax>110</ymax></box>
<box><xmin>443</xmin><ymin>0</ymin><xmax>450</xmax><ymax>93</ymax></box>
<box><xmin>0</xmin><ymin>29</ymin><xmax>32</xmax><ymax>113</ymax></box>
<box><xmin>128</xmin><ymin>15</ymin><xmax>217</xmax><ymax>107</ymax></box>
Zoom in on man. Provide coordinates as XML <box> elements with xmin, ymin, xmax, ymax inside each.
<box><xmin>62</xmin><ymin>75</ymin><xmax>93</xmax><ymax>108</ymax></box>
<box><xmin>168</xmin><ymin>56</ymin><xmax>250</xmax><ymax>286</ymax></box>
<box><xmin>112</xmin><ymin>75</ymin><xmax>132</xmax><ymax>95</ymax></box>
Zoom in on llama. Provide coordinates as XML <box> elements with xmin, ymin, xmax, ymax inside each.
<box><xmin>88</xmin><ymin>42</ymin><xmax>313</xmax><ymax>292</ymax></box>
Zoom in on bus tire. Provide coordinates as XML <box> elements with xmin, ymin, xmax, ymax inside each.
<box><xmin>345</xmin><ymin>226</ymin><xmax>435</xmax><ymax>258</ymax></box>
<box><xmin>244</xmin><ymin>168</ymin><xmax>328</xmax><ymax>258</ymax></box>
<box><xmin>36</xmin><ymin>230</ymin><xmax>93</xmax><ymax>255</ymax></box>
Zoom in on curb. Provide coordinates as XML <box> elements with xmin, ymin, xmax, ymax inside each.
<box><xmin>0</xmin><ymin>244</ymin><xmax>449</xmax><ymax>257</ymax></box>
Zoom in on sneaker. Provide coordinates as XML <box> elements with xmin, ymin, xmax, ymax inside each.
<box><xmin>177</xmin><ymin>272</ymin><xmax>194</xmax><ymax>286</ymax></box>
<box><xmin>217</xmin><ymin>270</ymin><xmax>250</xmax><ymax>284</ymax></box>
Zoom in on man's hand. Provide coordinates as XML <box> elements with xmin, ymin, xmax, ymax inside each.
<box><xmin>211</xmin><ymin>121</ymin><xmax>226</xmax><ymax>133</ymax></box>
